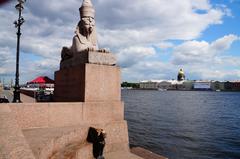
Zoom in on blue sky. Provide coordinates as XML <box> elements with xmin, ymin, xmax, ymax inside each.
<box><xmin>0</xmin><ymin>0</ymin><xmax>240</xmax><ymax>84</ymax></box>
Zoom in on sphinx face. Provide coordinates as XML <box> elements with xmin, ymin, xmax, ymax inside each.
<box><xmin>81</xmin><ymin>17</ymin><xmax>95</xmax><ymax>35</ymax></box>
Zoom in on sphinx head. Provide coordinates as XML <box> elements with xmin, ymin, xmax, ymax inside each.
<box><xmin>79</xmin><ymin>16</ymin><xmax>95</xmax><ymax>36</ymax></box>
<box><xmin>79</xmin><ymin>0</ymin><xmax>95</xmax><ymax>36</ymax></box>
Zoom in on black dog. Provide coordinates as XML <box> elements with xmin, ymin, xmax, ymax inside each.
<box><xmin>87</xmin><ymin>127</ymin><xmax>106</xmax><ymax>159</ymax></box>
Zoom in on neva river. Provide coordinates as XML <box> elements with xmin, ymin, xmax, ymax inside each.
<box><xmin>122</xmin><ymin>90</ymin><xmax>240</xmax><ymax>159</ymax></box>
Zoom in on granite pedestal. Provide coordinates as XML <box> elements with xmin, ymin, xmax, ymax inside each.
<box><xmin>54</xmin><ymin>63</ymin><xmax>120</xmax><ymax>102</ymax></box>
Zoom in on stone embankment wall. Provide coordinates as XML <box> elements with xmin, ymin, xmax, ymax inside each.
<box><xmin>0</xmin><ymin>83</ymin><xmax>3</xmax><ymax>94</ymax></box>
<box><xmin>0</xmin><ymin>102</ymin><xmax>130</xmax><ymax>159</ymax></box>
<box><xmin>10</xmin><ymin>102</ymin><xmax>123</xmax><ymax>129</ymax></box>
<box><xmin>20</xmin><ymin>89</ymin><xmax>36</xmax><ymax>98</ymax></box>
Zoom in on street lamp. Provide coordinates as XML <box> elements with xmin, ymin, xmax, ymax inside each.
<box><xmin>13</xmin><ymin>0</ymin><xmax>26</xmax><ymax>103</ymax></box>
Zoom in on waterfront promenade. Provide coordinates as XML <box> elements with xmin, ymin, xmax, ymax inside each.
<box><xmin>0</xmin><ymin>91</ymin><xmax>166</xmax><ymax>159</ymax></box>
<box><xmin>20</xmin><ymin>93</ymin><xmax>36</xmax><ymax>103</ymax></box>
<box><xmin>0</xmin><ymin>89</ymin><xmax>35</xmax><ymax>103</ymax></box>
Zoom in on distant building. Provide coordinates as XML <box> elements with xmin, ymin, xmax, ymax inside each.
<box><xmin>181</xmin><ymin>81</ymin><xmax>194</xmax><ymax>91</ymax></box>
<box><xmin>140</xmin><ymin>69</ymin><xmax>186</xmax><ymax>90</ymax></box>
<box><xmin>139</xmin><ymin>80</ymin><xmax>240</xmax><ymax>91</ymax></box>
<box><xmin>211</xmin><ymin>81</ymin><xmax>225</xmax><ymax>91</ymax></box>
<box><xmin>177</xmin><ymin>69</ymin><xmax>185</xmax><ymax>81</ymax></box>
<box><xmin>0</xmin><ymin>83</ymin><xmax>3</xmax><ymax>94</ymax></box>
<box><xmin>165</xmin><ymin>80</ymin><xmax>184</xmax><ymax>90</ymax></box>
<box><xmin>158</xmin><ymin>81</ymin><xmax>172</xmax><ymax>90</ymax></box>
<box><xmin>232</xmin><ymin>82</ymin><xmax>240</xmax><ymax>91</ymax></box>
<box><xmin>224</xmin><ymin>81</ymin><xmax>240</xmax><ymax>91</ymax></box>
<box><xmin>139</xmin><ymin>80</ymin><xmax>184</xmax><ymax>90</ymax></box>
<box><xmin>139</xmin><ymin>80</ymin><xmax>162</xmax><ymax>89</ymax></box>
<box><xmin>139</xmin><ymin>69</ymin><xmax>240</xmax><ymax>91</ymax></box>
<box><xmin>193</xmin><ymin>81</ymin><xmax>211</xmax><ymax>90</ymax></box>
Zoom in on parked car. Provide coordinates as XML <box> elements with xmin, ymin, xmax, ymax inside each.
<box><xmin>36</xmin><ymin>88</ymin><xmax>53</xmax><ymax>102</ymax></box>
<box><xmin>0</xmin><ymin>97</ymin><xmax>9</xmax><ymax>103</ymax></box>
<box><xmin>4</xmin><ymin>86</ymin><xmax>11</xmax><ymax>90</ymax></box>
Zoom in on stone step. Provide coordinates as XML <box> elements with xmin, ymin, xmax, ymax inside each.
<box><xmin>23</xmin><ymin>121</ymin><xmax>130</xmax><ymax>159</ymax></box>
<box><xmin>131</xmin><ymin>147</ymin><xmax>168</xmax><ymax>159</ymax></box>
<box><xmin>105</xmin><ymin>150</ymin><xmax>143</xmax><ymax>159</ymax></box>
<box><xmin>0</xmin><ymin>105</ymin><xmax>35</xmax><ymax>159</ymax></box>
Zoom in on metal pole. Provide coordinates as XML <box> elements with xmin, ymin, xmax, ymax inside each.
<box><xmin>13</xmin><ymin>1</ymin><xmax>25</xmax><ymax>103</ymax></box>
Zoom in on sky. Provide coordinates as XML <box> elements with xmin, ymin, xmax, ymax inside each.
<box><xmin>0</xmin><ymin>0</ymin><xmax>240</xmax><ymax>84</ymax></box>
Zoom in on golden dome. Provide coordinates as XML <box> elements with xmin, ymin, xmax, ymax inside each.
<box><xmin>177</xmin><ymin>69</ymin><xmax>185</xmax><ymax>81</ymax></box>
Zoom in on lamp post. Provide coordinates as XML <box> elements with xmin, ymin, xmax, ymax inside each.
<box><xmin>13</xmin><ymin>0</ymin><xmax>26</xmax><ymax>103</ymax></box>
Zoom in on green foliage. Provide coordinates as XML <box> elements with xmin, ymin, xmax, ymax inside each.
<box><xmin>121</xmin><ymin>82</ymin><xmax>140</xmax><ymax>88</ymax></box>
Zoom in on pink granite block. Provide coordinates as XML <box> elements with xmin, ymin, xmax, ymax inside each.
<box><xmin>83</xmin><ymin>102</ymin><xmax>124</xmax><ymax>123</ymax></box>
<box><xmin>84</xmin><ymin>64</ymin><xmax>121</xmax><ymax>102</ymax></box>
<box><xmin>48</xmin><ymin>103</ymin><xmax>84</xmax><ymax>127</ymax></box>
<box><xmin>54</xmin><ymin>63</ymin><xmax>121</xmax><ymax>102</ymax></box>
<box><xmin>10</xmin><ymin>103</ymin><xmax>49</xmax><ymax>129</ymax></box>
<box><xmin>0</xmin><ymin>104</ymin><xmax>35</xmax><ymax>159</ymax></box>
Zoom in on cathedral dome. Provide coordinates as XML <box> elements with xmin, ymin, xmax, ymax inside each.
<box><xmin>177</xmin><ymin>69</ymin><xmax>185</xmax><ymax>81</ymax></box>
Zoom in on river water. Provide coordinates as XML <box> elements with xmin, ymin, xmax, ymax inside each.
<box><xmin>122</xmin><ymin>90</ymin><xmax>240</xmax><ymax>159</ymax></box>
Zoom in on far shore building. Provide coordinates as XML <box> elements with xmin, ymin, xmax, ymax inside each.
<box><xmin>140</xmin><ymin>69</ymin><xmax>190</xmax><ymax>90</ymax></box>
<box><xmin>193</xmin><ymin>81</ymin><xmax>211</xmax><ymax>90</ymax></box>
<box><xmin>139</xmin><ymin>80</ymin><xmax>163</xmax><ymax>90</ymax></box>
<box><xmin>139</xmin><ymin>80</ymin><xmax>186</xmax><ymax>90</ymax></box>
<box><xmin>139</xmin><ymin>69</ymin><xmax>240</xmax><ymax>91</ymax></box>
<box><xmin>139</xmin><ymin>79</ymin><xmax>240</xmax><ymax>91</ymax></box>
<box><xmin>0</xmin><ymin>83</ymin><xmax>3</xmax><ymax>94</ymax></box>
<box><xmin>231</xmin><ymin>81</ymin><xmax>240</xmax><ymax>91</ymax></box>
<box><xmin>182</xmin><ymin>81</ymin><xmax>194</xmax><ymax>90</ymax></box>
<box><xmin>210</xmin><ymin>81</ymin><xmax>225</xmax><ymax>91</ymax></box>
<box><xmin>177</xmin><ymin>69</ymin><xmax>185</xmax><ymax>81</ymax></box>
<box><xmin>224</xmin><ymin>81</ymin><xmax>240</xmax><ymax>91</ymax></box>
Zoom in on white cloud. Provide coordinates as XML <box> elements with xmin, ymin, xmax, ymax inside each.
<box><xmin>157</xmin><ymin>42</ymin><xmax>174</xmax><ymax>50</ymax></box>
<box><xmin>121</xmin><ymin>34</ymin><xmax>240</xmax><ymax>82</ymax></box>
<box><xmin>191</xmin><ymin>69</ymin><xmax>240</xmax><ymax>80</ymax></box>
<box><xmin>210</xmin><ymin>34</ymin><xmax>239</xmax><ymax>52</ymax></box>
<box><xmin>171</xmin><ymin>34</ymin><xmax>239</xmax><ymax>65</ymax></box>
<box><xmin>96</xmin><ymin>0</ymin><xmax>227</xmax><ymax>48</ymax></box>
<box><xmin>168</xmin><ymin>34</ymin><xmax>240</xmax><ymax>80</ymax></box>
<box><xmin>0</xmin><ymin>0</ymin><xmax>238</xmax><ymax>82</ymax></box>
<box><xmin>0</xmin><ymin>47</ymin><xmax>15</xmax><ymax>74</ymax></box>
<box><xmin>116</xmin><ymin>46</ymin><xmax>156</xmax><ymax>68</ymax></box>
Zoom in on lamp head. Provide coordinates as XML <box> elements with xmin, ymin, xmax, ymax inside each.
<box><xmin>15</xmin><ymin>0</ymin><xmax>26</xmax><ymax>11</ymax></box>
<box><xmin>18</xmin><ymin>0</ymin><xmax>26</xmax><ymax>3</ymax></box>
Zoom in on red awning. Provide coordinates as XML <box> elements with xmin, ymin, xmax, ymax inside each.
<box><xmin>28</xmin><ymin>76</ymin><xmax>54</xmax><ymax>84</ymax></box>
<box><xmin>0</xmin><ymin>0</ymin><xmax>11</xmax><ymax>5</ymax></box>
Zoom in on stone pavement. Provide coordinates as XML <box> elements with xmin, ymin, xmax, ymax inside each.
<box><xmin>131</xmin><ymin>147</ymin><xmax>168</xmax><ymax>159</ymax></box>
<box><xmin>105</xmin><ymin>150</ymin><xmax>143</xmax><ymax>159</ymax></box>
<box><xmin>0</xmin><ymin>90</ymin><xmax>35</xmax><ymax>103</ymax></box>
<box><xmin>20</xmin><ymin>93</ymin><xmax>36</xmax><ymax>103</ymax></box>
<box><xmin>0</xmin><ymin>105</ymin><xmax>35</xmax><ymax>159</ymax></box>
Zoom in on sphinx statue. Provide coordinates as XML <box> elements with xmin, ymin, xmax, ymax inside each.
<box><xmin>60</xmin><ymin>0</ymin><xmax>116</xmax><ymax>69</ymax></box>
<box><xmin>61</xmin><ymin>0</ymin><xmax>108</xmax><ymax>62</ymax></box>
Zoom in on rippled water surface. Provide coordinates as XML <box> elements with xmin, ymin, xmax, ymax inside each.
<box><xmin>122</xmin><ymin>90</ymin><xmax>240</xmax><ymax>159</ymax></box>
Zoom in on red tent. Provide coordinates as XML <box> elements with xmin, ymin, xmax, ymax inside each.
<box><xmin>28</xmin><ymin>76</ymin><xmax>54</xmax><ymax>84</ymax></box>
<box><xmin>0</xmin><ymin>0</ymin><xmax>11</xmax><ymax>5</ymax></box>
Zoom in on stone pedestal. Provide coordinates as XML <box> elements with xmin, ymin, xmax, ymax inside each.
<box><xmin>54</xmin><ymin>63</ymin><xmax>121</xmax><ymax>102</ymax></box>
<box><xmin>60</xmin><ymin>51</ymin><xmax>117</xmax><ymax>69</ymax></box>
<box><xmin>54</xmin><ymin>50</ymin><xmax>120</xmax><ymax>102</ymax></box>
